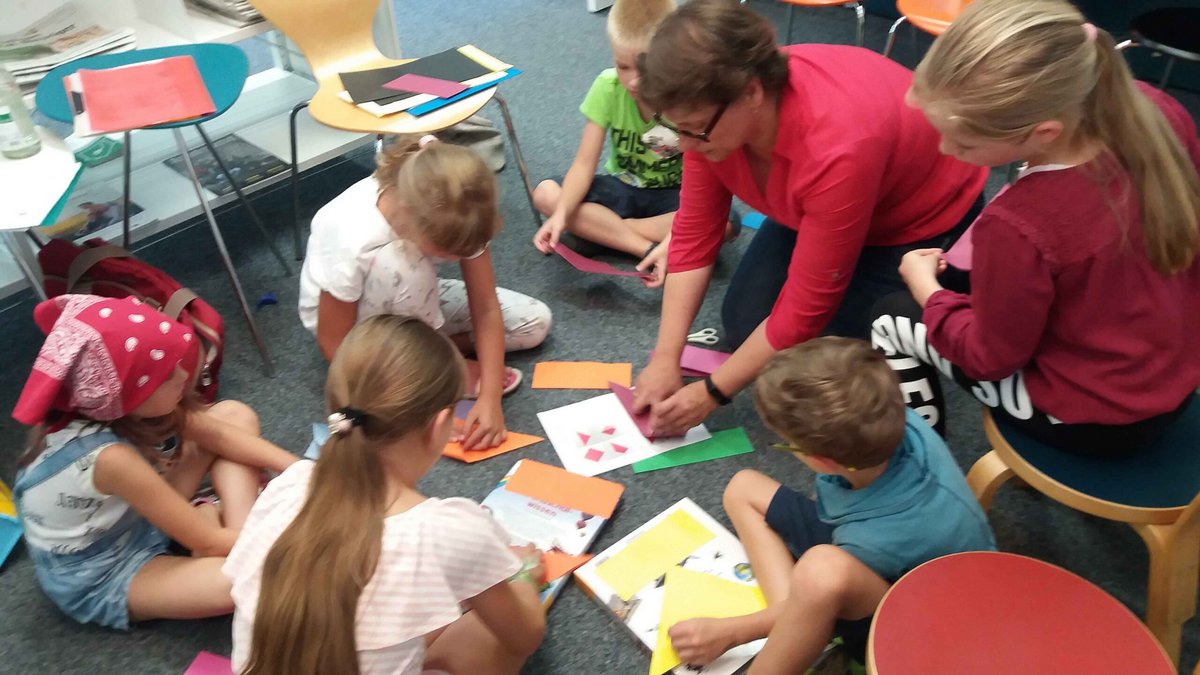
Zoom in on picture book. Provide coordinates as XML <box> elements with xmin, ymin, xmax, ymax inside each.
<box><xmin>574</xmin><ymin>499</ymin><xmax>767</xmax><ymax>675</ymax></box>
<box><xmin>162</xmin><ymin>134</ymin><xmax>286</xmax><ymax>197</ymax></box>
<box><xmin>537</xmin><ymin>393</ymin><xmax>710</xmax><ymax>477</ymax></box>
<box><xmin>481</xmin><ymin>460</ymin><xmax>623</xmax><ymax>607</ymax></box>
<box><xmin>39</xmin><ymin>182</ymin><xmax>154</xmax><ymax>242</ymax></box>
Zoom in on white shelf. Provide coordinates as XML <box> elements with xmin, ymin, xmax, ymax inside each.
<box><xmin>0</xmin><ymin>67</ymin><xmax>375</xmax><ymax>299</ymax></box>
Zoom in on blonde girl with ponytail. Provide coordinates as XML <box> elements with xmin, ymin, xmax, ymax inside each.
<box><xmin>298</xmin><ymin>135</ymin><xmax>554</xmax><ymax>452</ymax></box>
<box><xmin>223</xmin><ymin>316</ymin><xmax>546</xmax><ymax>675</ymax></box>
<box><xmin>871</xmin><ymin>0</ymin><xmax>1200</xmax><ymax>457</ymax></box>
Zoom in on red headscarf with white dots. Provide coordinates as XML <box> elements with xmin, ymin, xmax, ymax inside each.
<box><xmin>12</xmin><ymin>295</ymin><xmax>194</xmax><ymax>428</ymax></box>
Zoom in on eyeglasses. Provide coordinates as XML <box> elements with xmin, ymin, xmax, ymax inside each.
<box><xmin>653</xmin><ymin>101</ymin><xmax>729</xmax><ymax>143</ymax></box>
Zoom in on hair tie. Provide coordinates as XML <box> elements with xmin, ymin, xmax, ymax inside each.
<box><xmin>418</xmin><ymin>134</ymin><xmax>439</xmax><ymax>148</ymax></box>
<box><xmin>328</xmin><ymin>407</ymin><xmax>368</xmax><ymax>435</ymax></box>
<box><xmin>1082</xmin><ymin>22</ymin><xmax>1098</xmax><ymax>43</ymax></box>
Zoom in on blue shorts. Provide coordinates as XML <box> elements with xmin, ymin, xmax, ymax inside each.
<box><xmin>28</xmin><ymin>514</ymin><xmax>170</xmax><ymax>630</ymax></box>
<box><xmin>578</xmin><ymin>174</ymin><xmax>681</xmax><ymax>220</ymax></box>
<box><xmin>764</xmin><ymin>485</ymin><xmax>873</xmax><ymax>658</ymax></box>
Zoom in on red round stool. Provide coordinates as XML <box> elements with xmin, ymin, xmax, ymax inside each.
<box><xmin>867</xmin><ymin>552</ymin><xmax>1174</xmax><ymax>675</ymax></box>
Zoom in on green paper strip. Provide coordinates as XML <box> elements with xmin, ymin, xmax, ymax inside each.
<box><xmin>633</xmin><ymin>427</ymin><xmax>755</xmax><ymax>473</ymax></box>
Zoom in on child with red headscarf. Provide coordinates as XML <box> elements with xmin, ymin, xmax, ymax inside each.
<box><xmin>11</xmin><ymin>295</ymin><xmax>298</xmax><ymax>630</ymax></box>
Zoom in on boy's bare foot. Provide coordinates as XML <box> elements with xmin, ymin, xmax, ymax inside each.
<box><xmin>668</xmin><ymin>616</ymin><xmax>742</xmax><ymax>667</ymax></box>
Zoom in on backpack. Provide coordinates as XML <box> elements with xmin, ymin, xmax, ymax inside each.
<box><xmin>37</xmin><ymin>237</ymin><xmax>224</xmax><ymax>401</ymax></box>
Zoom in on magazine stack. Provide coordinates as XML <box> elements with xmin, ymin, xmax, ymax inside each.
<box><xmin>0</xmin><ymin>3</ymin><xmax>134</xmax><ymax>94</ymax></box>
<box><xmin>184</xmin><ymin>0</ymin><xmax>263</xmax><ymax>28</ymax></box>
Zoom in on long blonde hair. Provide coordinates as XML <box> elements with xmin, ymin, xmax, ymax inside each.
<box><xmin>913</xmin><ymin>0</ymin><xmax>1200</xmax><ymax>274</ymax></box>
<box><xmin>374</xmin><ymin>137</ymin><xmax>499</xmax><ymax>257</ymax></box>
<box><xmin>242</xmin><ymin>316</ymin><xmax>465</xmax><ymax>675</ymax></box>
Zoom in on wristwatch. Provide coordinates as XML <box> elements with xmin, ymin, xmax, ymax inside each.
<box><xmin>703</xmin><ymin>375</ymin><xmax>733</xmax><ymax>406</ymax></box>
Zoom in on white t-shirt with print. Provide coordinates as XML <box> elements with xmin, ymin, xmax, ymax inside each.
<box><xmin>223</xmin><ymin>460</ymin><xmax>522</xmax><ymax>675</ymax></box>
<box><xmin>297</xmin><ymin>176</ymin><xmax>444</xmax><ymax>334</ymax></box>
<box><xmin>19</xmin><ymin>422</ymin><xmax>132</xmax><ymax>555</ymax></box>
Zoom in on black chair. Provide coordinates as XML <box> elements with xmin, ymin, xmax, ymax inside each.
<box><xmin>1116</xmin><ymin>7</ymin><xmax>1200</xmax><ymax>89</ymax></box>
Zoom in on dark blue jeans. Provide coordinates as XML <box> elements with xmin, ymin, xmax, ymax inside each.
<box><xmin>721</xmin><ymin>195</ymin><xmax>985</xmax><ymax>347</ymax></box>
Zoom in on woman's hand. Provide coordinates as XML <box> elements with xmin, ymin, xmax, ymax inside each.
<box><xmin>533</xmin><ymin>212</ymin><xmax>568</xmax><ymax>254</ymax></box>
<box><xmin>457</xmin><ymin>395</ymin><xmax>508</xmax><ymax>451</ymax></box>
<box><xmin>898</xmin><ymin>248</ymin><xmax>947</xmax><ymax>307</ymax></box>
<box><xmin>633</xmin><ymin>356</ymin><xmax>684</xmax><ymax>414</ymax></box>
<box><xmin>649</xmin><ymin>381</ymin><xmax>717</xmax><ymax>437</ymax></box>
<box><xmin>636</xmin><ymin>239</ymin><xmax>669</xmax><ymax>288</ymax></box>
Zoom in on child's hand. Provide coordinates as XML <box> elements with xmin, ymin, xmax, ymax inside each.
<box><xmin>636</xmin><ymin>241</ymin><xmax>668</xmax><ymax>288</ymax></box>
<box><xmin>669</xmin><ymin>617</ymin><xmax>738</xmax><ymax>667</ymax></box>
<box><xmin>898</xmin><ymin>248</ymin><xmax>947</xmax><ymax>307</ymax></box>
<box><xmin>459</xmin><ymin>396</ymin><xmax>508</xmax><ymax>451</ymax></box>
<box><xmin>533</xmin><ymin>213</ymin><xmax>567</xmax><ymax>254</ymax></box>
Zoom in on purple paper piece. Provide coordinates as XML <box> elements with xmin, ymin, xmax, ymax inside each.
<box><xmin>454</xmin><ymin>399</ymin><xmax>474</xmax><ymax>420</ymax></box>
<box><xmin>554</xmin><ymin>244</ymin><xmax>650</xmax><ymax>278</ymax></box>
<box><xmin>382</xmin><ymin>73</ymin><xmax>468</xmax><ymax>98</ymax></box>
<box><xmin>680</xmin><ymin>345</ymin><xmax>731</xmax><ymax>376</ymax></box>
<box><xmin>942</xmin><ymin>225</ymin><xmax>975</xmax><ymax>270</ymax></box>
<box><xmin>183</xmin><ymin>652</ymin><xmax>233</xmax><ymax>675</ymax></box>
<box><xmin>610</xmin><ymin>382</ymin><xmax>683</xmax><ymax>439</ymax></box>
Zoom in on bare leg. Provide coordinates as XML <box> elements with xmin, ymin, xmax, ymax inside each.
<box><xmin>202</xmin><ymin>400</ymin><xmax>265</xmax><ymax>530</ymax></box>
<box><xmin>748</xmin><ymin>546</ymin><xmax>889</xmax><ymax>675</ymax></box>
<box><xmin>533</xmin><ymin>180</ymin><xmax>656</xmax><ymax>257</ymax></box>
<box><xmin>423</xmin><ymin>611</ymin><xmax>531</xmax><ymax>675</ymax></box>
<box><xmin>668</xmin><ymin>470</ymin><xmax>798</xmax><ymax>665</ymax></box>
<box><xmin>127</xmin><ymin>555</ymin><xmax>234</xmax><ymax>622</ymax></box>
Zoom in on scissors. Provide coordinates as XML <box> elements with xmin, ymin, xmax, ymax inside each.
<box><xmin>687</xmin><ymin>328</ymin><xmax>720</xmax><ymax>345</ymax></box>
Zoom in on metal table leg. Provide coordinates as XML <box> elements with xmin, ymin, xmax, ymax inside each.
<box><xmin>1</xmin><ymin>229</ymin><xmax>47</xmax><ymax>301</ymax></box>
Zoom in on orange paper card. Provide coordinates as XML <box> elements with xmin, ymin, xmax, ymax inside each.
<box><xmin>503</xmin><ymin>460</ymin><xmax>625</xmax><ymax>518</ymax></box>
<box><xmin>543</xmin><ymin>551</ymin><xmax>593</xmax><ymax>583</ymax></box>
<box><xmin>443</xmin><ymin>431</ymin><xmax>543</xmax><ymax>463</ymax></box>
<box><xmin>532</xmin><ymin>362</ymin><xmax>633</xmax><ymax>389</ymax></box>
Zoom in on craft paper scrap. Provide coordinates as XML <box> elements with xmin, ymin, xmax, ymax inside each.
<box><xmin>183</xmin><ymin>651</ymin><xmax>233</xmax><ymax>675</ymax></box>
<box><xmin>538</xmin><ymin>393</ymin><xmax>711</xmax><ymax>477</ymax></box>
<box><xmin>610</xmin><ymin>381</ymin><xmax>658</xmax><ymax>438</ymax></box>
<box><xmin>595</xmin><ymin>509</ymin><xmax>715</xmax><ymax>601</ymax></box>
<box><xmin>942</xmin><ymin>224</ymin><xmax>974</xmax><ymax>270</ymax></box>
<box><xmin>383</xmin><ymin>73</ymin><xmax>467</xmax><ymax>98</ymax></box>
<box><xmin>741</xmin><ymin>212</ymin><xmax>766</xmax><ymax>230</ymax></box>
<box><xmin>532</xmin><ymin>361</ymin><xmax>633</xmax><ymax>389</ymax></box>
<box><xmin>680</xmin><ymin>346</ymin><xmax>732</xmax><ymax>376</ymax></box>
<box><xmin>554</xmin><ymin>243</ymin><xmax>649</xmax><ymax>278</ymax></box>
<box><xmin>543</xmin><ymin>550</ymin><xmax>594</xmax><ymax>583</ymax></box>
<box><xmin>650</xmin><ymin>567</ymin><xmax>768</xmax><ymax>675</ymax></box>
<box><xmin>458</xmin><ymin>44</ymin><xmax>513</xmax><ymax>72</ymax></box>
<box><xmin>502</xmin><ymin>460</ymin><xmax>625</xmax><ymax>518</ymax></box>
<box><xmin>443</xmin><ymin>431</ymin><xmax>542</xmax><ymax>464</ymax></box>
<box><xmin>453</xmin><ymin>399</ymin><xmax>475</xmax><ymax>420</ymax></box>
<box><xmin>632</xmin><ymin>428</ymin><xmax>755</xmax><ymax>473</ymax></box>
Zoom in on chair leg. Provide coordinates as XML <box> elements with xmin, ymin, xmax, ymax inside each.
<box><xmin>1159</xmin><ymin>56</ymin><xmax>1177</xmax><ymax>90</ymax></box>
<box><xmin>786</xmin><ymin>5</ymin><xmax>795</xmax><ymax>44</ymax></box>
<box><xmin>966</xmin><ymin>450</ymin><xmax>1014</xmax><ymax>511</ymax></box>
<box><xmin>122</xmin><ymin>131</ymin><xmax>132</xmax><ymax>249</ymax></box>
<box><xmin>850</xmin><ymin>3</ymin><xmax>866</xmax><ymax>48</ymax></box>
<box><xmin>1</xmin><ymin>230</ymin><xmax>47</xmax><ymax>301</ymax></box>
<box><xmin>193</xmin><ymin>125</ymin><xmax>292</xmax><ymax>277</ymax></box>
<box><xmin>491</xmin><ymin>93</ymin><xmax>541</xmax><ymax>227</ymax></box>
<box><xmin>883</xmin><ymin>16</ymin><xmax>907</xmax><ymax>58</ymax></box>
<box><xmin>171</xmin><ymin>129</ymin><xmax>275</xmax><ymax>376</ymax></box>
<box><xmin>289</xmin><ymin>100</ymin><xmax>310</xmax><ymax>261</ymax></box>
<box><xmin>1133</xmin><ymin>519</ymin><xmax>1200</xmax><ymax>668</ymax></box>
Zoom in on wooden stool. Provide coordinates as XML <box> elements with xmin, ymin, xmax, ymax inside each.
<box><xmin>867</xmin><ymin>551</ymin><xmax>1175</xmax><ymax>674</ymax></box>
<box><xmin>779</xmin><ymin>0</ymin><xmax>865</xmax><ymax>47</ymax></box>
<box><xmin>1115</xmin><ymin>7</ymin><xmax>1200</xmax><ymax>89</ymax></box>
<box><xmin>882</xmin><ymin>0</ymin><xmax>973</xmax><ymax>58</ymax></box>
<box><xmin>966</xmin><ymin>397</ymin><xmax>1200</xmax><ymax>667</ymax></box>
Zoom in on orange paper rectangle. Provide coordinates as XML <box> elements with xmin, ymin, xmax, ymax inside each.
<box><xmin>532</xmin><ymin>362</ymin><xmax>633</xmax><ymax>389</ymax></box>
<box><xmin>543</xmin><ymin>551</ymin><xmax>593</xmax><ymax>583</ymax></box>
<box><xmin>442</xmin><ymin>431</ymin><xmax>543</xmax><ymax>463</ymax></box>
<box><xmin>503</xmin><ymin>460</ymin><xmax>624</xmax><ymax>518</ymax></box>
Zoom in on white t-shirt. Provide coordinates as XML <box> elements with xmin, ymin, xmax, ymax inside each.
<box><xmin>297</xmin><ymin>177</ymin><xmax>444</xmax><ymax>334</ymax></box>
<box><xmin>223</xmin><ymin>461</ymin><xmax>521</xmax><ymax>675</ymax></box>
<box><xmin>19</xmin><ymin>422</ymin><xmax>131</xmax><ymax>555</ymax></box>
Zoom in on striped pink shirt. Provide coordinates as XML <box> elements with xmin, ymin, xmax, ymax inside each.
<box><xmin>223</xmin><ymin>461</ymin><xmax>520</xmax><ymax>674</ymax></box>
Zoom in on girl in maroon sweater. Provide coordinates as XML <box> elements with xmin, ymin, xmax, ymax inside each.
<box><xmin>871</xmin><ymin>0</ymin><xmax>1200</xmax><ymax>458</ymax></box>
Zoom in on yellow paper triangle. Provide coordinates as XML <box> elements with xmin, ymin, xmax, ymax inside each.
<box><xmin>649</xmin><ymin>566</ymin><xmax>767</xmax><ymax>675</ymax></box>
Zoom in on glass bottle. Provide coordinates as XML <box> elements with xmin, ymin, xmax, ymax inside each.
<box><xmin>0</xmin><ymin>63</ymin><xmax>41</xmax><ymax>159</ymax></box>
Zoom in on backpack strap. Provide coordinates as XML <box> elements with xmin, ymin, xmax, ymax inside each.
<box><xmin>162</xmin><ymin>288</ymin><xmax>200</xmax><ymax>320</ymax></box>
<box><xmin>65</xmin><ymin>245</ymin><xmax>133</xmax><ymax>293</ymax></box>
<box><xmin>13</xmin><ymin>428</ymin><xmax>124</xmax><ymax>501</ymax></box>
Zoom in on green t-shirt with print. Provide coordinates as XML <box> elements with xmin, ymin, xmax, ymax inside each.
<box><xmin>579</xmin><ymin>69</ymin><xmax>682</xmax><ymax>189</ymax></box>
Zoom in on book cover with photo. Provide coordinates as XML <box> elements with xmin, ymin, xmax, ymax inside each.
<box><xmin>40</xmin><ymin>182</ymin><xmax>154</xmax><ymax>242</ymax></box>
<box><xmin>163</xmin><ymin>134</ymin><xmax>287</xmax><ymax>197</ymax></box>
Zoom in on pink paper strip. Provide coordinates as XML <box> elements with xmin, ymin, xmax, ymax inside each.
<box><xmin>383</xmin><ymin>73</ymin><xmax>468</xmax><ymax>98</ymax></box>
<box><xmin>554</xmin><ymin>244</ymin><xmax>649</xmax><ymax>278</ymax></box>
<box><xmin>942</xmin><ymin>225</ymin><xmax>975</xmax><ymax>270</ymax></box>
<box><xmin>610</xmin><ymin>382</ymin><xmax>682</xmax><ymax>439</ymax></box>
<box><xmin>680</xmin><ymin>345</ymin><xmax>731</xmax><ymax>376</ymax></box>
<box><xmin>183</xmin><ymin>652</ymin><xmax>233</xmax><ymax>675</ymax></box>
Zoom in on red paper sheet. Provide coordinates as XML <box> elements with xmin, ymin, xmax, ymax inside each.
<box><xmin>554</xmin><ymin>243</ymin><xmax>650</xmax><ymax>278</ymax></box>
<box><xmin>502</xmin><ymin>460</ymin><xmax>624</xmax><ymax>518</ymax></box>
<box><xmin>383</xmin><ymin>73</ymin><xmax>468</xmax><ymax>98</ymax></box>
<box><xmin>610</xmin><ymin>382</ymin><xmax>683</xmax><ymax>439</ymax></box>
<box><xmin>77</xmin><ymin>56</ymin><xmax>216</xmax><ymax>134</ymax></box>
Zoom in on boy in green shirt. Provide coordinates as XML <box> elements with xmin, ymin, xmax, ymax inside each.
<box><xmin>531</xmin><ymin>0</ymin><xmax>687</xmax><ymax>277</ymax></box>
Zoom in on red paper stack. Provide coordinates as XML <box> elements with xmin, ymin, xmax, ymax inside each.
<box><xmin>64</xmin><ymin>55</ymin><xmax>216</xmax><ymax>136</ymax></box>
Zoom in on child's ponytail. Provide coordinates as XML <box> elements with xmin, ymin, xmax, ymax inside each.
<box><xmin>242</xmin><ymin>316</ymin><xmax>464</xmax><ymax>675</ymax></box>
<box><xmin>914</xmin><ymin>0</ymin><xmax>1200</xmax><ymax>275</ymax></box>
<box><xmin>1085</xmin><ymin>30</ymin><xmax>1200</xmax><ymax>274</ymax></box>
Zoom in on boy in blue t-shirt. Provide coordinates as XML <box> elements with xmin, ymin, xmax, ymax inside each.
<box><xmin>667</xmin><ymin>337</ymin><xmax>996</xmax><ymax>674</ymax></box>
<box><xmin>532</xmin><ymin>0</ymin><xmax>733</xmax><ymax>279</ymax></box>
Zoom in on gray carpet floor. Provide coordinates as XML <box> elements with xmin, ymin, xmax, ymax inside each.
<box><xmin>1</xmin><ymin>1</ymin><xmax>1197</xmax><ymax>673</ymax></box>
